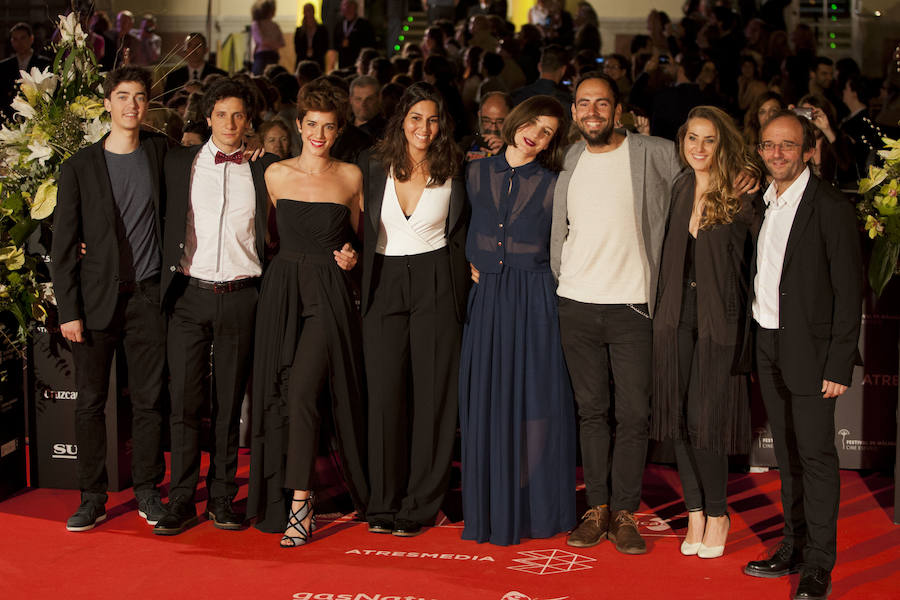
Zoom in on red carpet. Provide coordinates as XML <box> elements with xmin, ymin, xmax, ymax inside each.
<box><xmin>1</xmin><ymin>454</ymin><xmax>897</xmax><ymax>600</ymax></box>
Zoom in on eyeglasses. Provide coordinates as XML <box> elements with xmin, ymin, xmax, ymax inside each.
<box><xmin>480</xmin><ymin>116</ymin><xmax>505</xmax><ymax>129</ymax></box>
<box><xmin>758</xmin><ymin>141</ymin><xmax>802</xmax><ymax>153</ymax></box>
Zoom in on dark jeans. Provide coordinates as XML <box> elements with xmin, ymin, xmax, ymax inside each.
<box><xmin>558</xmin><ymin>299</ymin><xmax>651</xmax><ymax>513</ymax></box>
<box><xmin>167</xmin><ymin>282</ymin><xmax>258</xmax><ymax>501</ymax></box>
<box><xmin>674</xmin><ymin>280</ymin><xmax>728</xmax><ymax>517</ymax></box>
<box><xmin>71</xmin><ymin>276</ymin><xmax>166</xmax><ymax>502</ymax></box>
<box><xmin>756</xmin><ymin>325</ymin><xmax>839</xmax><ymax>571</ymax></box>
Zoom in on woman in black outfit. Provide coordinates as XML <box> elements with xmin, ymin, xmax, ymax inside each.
<box><xmin>359</xmin><ymin>82</ymin><xmax>469</xmax><ymax>537</ymax></box>
<box><xmin>651</xmin><ymin>105</ymin><xmax>760</xmax><ymax>559</ymax></box>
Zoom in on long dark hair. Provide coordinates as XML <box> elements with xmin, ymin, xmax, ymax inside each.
<box><xmin>373</xmin><ymin>81</ymin><xmax>462</xmax><ymax>185</ymax></box>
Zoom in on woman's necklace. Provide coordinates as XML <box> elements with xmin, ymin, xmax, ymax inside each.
<box><xmin>296</xmin><ymin>158</ymin><xmax>334</xmax><ymax>175</ymax></box>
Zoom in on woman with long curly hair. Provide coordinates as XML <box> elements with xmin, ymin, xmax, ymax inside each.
<box><xmin>359</xmin><ymin>82</ymin><xmax>468</xmax><ymax>537</ymax></box>
<box><xmin>743</xmin><ymin>90</ymin><xmax>785</xmax><ymax>148</ymax></box>
<box><xmin>651</xmin><ymin>106</ymin><xmax>760</xmax><ymax>560</ymax></box>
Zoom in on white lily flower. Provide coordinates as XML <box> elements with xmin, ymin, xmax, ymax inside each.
<box><xmin>18</xmin><ymin>67</ymin><xmax>58</xmax><ymax>104</ymax></box>
<box><xmin>83</xmin><ymin>118</ymin><xmax>109</xmax><ymax>144</ymax></box>
<box><xmin>58</xmin><ymin>13</ymin><xmax>86</xmax><ymax>47</ymax></box>
<box><xmin>25</xmin><ymin>140</ymin><xmax>53</xmax><ymax>166</ymax></box>
<box><xmin>10</xmin><ymin>96</ymin><xmax>35</xmax><ymax>120</ymax></box>
<box><xmin>0</xmin><ymin>123</ymin><xmax>27</xmax><ymax>146</ymax></box>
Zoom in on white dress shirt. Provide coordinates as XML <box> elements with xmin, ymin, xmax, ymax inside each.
<box><xmin>752</xmin><ymin>167</ymin><xmax>810</xmax><ymax>329</ymax></box>
<box><xmin>376</xmin><ymin>174</ymin><xmax>451</xmax><ymax>255</ymax></box>
<box><xmin>180</xmin><ymin>140</ymin><xmax>262</xmax><ymax>282</ymax></box>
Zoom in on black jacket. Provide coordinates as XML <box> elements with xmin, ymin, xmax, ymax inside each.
<box><xmin>358</xmin><ymin>151</ymin><xmax>470</xmax><ymax>322</ymax></box>
<box><xmin>50</xmin><ymin>133</ymin><xmax>168</xmax><ymax>329</ymax></box>
<box><xmin>160</xmin><ymin>145</ymin><xmax>278</xmax><ymax>307</ymax></box>
<box><xmin>0</xmin><ymin>53</ymin><xmax>50</xmax><ymax>118</ymax></box>
<box><xmin>744</xmin><ymin>173</ymin><xmax>863</xmax><ymax>395</ymax></box>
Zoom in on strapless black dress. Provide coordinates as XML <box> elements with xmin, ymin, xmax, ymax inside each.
<box><xmin>247</xmin><ymin>200</ymin><xmax>368</xmax><ymax>533</ymax></box>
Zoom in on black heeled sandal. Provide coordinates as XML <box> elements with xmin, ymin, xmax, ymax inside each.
<box><xmin>281</xmin><ymin>494</ymin><xmax>314</xmax><ymax>548</ymax></box>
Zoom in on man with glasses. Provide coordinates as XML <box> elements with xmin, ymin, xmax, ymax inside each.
<box><xmin>461</xmin><ymin>91</ymin><xmax>512</xmax><ymax>162</ymax></box>
<box><xmin>743</xmin><ymin>111</ymin><xmax>862</xmax><ymax>600</ymax></box>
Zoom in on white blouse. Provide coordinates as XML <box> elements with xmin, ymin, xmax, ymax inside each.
<box><xmin>376</xmin><ymin>174</ymin><xmax>451</xmax><ymax>256</ymax></box>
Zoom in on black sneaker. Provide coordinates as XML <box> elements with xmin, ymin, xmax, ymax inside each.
<box><xmin>153</xmin><ymin>497</ymin><xmax>199</xmax><ymax>536</ymax></box>
<box><xmin>66</xmin><ymin>499</ymin><xmax>107</xmax><ymax>532</ymax></box>
<box><xmin>137</xmin><ymin>494</ymin><xmax>166</xmax><ymax>526</ymax></box>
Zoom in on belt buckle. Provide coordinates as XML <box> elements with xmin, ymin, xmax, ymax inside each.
<box><xmin>212</xmin><ymin>281</ymin><xmax>230</xmax><ymax>294</ymax></box>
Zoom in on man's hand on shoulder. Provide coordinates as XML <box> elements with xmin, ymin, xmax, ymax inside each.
<box><xmin>60</xmin><ymin>319</ymin><xmax>84</xmax><ymax>343</ymax></box>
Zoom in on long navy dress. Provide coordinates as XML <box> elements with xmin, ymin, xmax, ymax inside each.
<box><xmin>459</xmin><ymin>154</ymin><xmax>576</xmax><ymax>545</ymax></box>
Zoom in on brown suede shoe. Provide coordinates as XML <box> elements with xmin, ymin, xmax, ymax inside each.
<box><xmin>566</xmin><ymin>505</ymin><xmax>610</xmax><ymax>548</ymax></box>
<box><xmin>608</xmin><ymin>510</ymin><xmax>647</xmax><ymax>555</ymax></box>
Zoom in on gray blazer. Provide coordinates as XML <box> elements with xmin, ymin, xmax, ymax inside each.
<box><xmin>549</xmin><ymin>131</ymin><xmax>683</xmax><ymax>317</ymax></box>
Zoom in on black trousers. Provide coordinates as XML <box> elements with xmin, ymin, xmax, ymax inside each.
<box><xmin>674</xmin><ymin>282</ymin><xmax>728</xmax><ymax>517</ymax></box>
<box><xmin>364</xmin><ymin>249</ymin><xmax>461</xmax><ymax>524</ymax></box>
<box><xmin>284</xmin><ymin>313</ymin><xmax>328</xmax><ymax>491</ymax></box>
<box><xmin>756</xmin><ymin>326</ymin><xmax>839</xmax><ymax>571</ymax></box>
<box><xmin>558</xmin><ymin>299</ymin><xmax>651</xmax><ymax>512</ymax></box>
<box><xmin>71</xmin><ymin>277</ymin><xmax>166</xmax><ymax>502</ymax></box>
<box><xmin>167</xmin><ymin>281</ymin><xmax>258</xmax><ymax>501</ymax></box>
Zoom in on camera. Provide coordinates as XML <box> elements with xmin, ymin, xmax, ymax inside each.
<box><xmin>792</xmin><ymin>107</ymin><xmax>814</xmax><ymax>120</ymax></box>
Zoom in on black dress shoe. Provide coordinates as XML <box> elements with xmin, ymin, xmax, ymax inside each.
<box><xmin>367</xmin><ymin>518</ymin><xmax>393</xmax><ymax>534</ymax></box>
<box><xmin>744</xmin><ymin>541</ymin><xmax>803</xmax><ymax>578</ymax></box>
<box><xmin>153</xmin><ymin>497</ymin><xmax>199</xmax><ymax>536</ymax></box>
<box><xmin>795</xmin><ymin>566</ymin><xmax>831</xmax><ymax>599</ymax></box>
<box><xmin>392</xmin><ymin>519</ymin><xmax>424</xmax><ymax>537</ymax></box>
<box><xmin>206</xmin><ymin>496</ymin><xmax>244</xmax><ymax>530</ymax></box>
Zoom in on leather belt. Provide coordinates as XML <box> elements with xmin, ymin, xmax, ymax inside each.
<box><xmin>186</xmin><ymin>276</ymin><xmax>260</xmax><ymax>294</ymax></box>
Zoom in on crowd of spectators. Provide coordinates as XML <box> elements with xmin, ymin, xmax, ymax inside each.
<box><xmin>3</xmin><ymin>0</ymin><xmax>899</xmax><ymax>190</ymax></box>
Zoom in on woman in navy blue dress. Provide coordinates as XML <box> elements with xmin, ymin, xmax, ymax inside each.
<box><xmin>459</xmin><ymin>95</ymin><xmax>574</xmax><ymax>545</ymax></box>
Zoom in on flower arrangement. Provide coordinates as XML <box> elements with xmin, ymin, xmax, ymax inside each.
<box><xmin>0</xmin><ymin>13</ymin><xmax>108</xmax><ymax>345</ymax></box>
<box><xmin>857</xmin><ymin>134</ymin><xmax>900</xmax><ymax>297</ymax></box>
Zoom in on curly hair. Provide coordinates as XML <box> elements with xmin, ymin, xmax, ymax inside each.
<box><xmin>678</xmin><ymin>106</ymin><xmax>749</xmax><ymax>229</ymax></box>
<box><xmin>296</xmin><ymin>78</ymin><xmax>350</xmax><ymax>130</ymax></box>
<box><xmin>201</xmin><ymin>76</ymin><xmax>258</xmax><ymax>121</ymax></box>
<box><xmin>103</xmin><ymin>66</ymin><xmax>152</xmax><ymax>98</ymax></box>
<box><xmin>373</xmin><ymin>81</ymin><xmax>462</xmax><ymax>185</ymax></box>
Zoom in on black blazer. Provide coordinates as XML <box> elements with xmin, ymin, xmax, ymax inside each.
<box><xmin>359</xmin><ymin>152</ymin><xmax>470</xmax><ymax>322</ymax></box>
<box><xmin>160</xmin><ymin>145</ymin><xmax>278</xmax><ymax>307</ymax></box>
<box><xmin>746</xmin><ymin>173</ymin><xmax>863</xmax><ymax>395</ymax></box>
<box><xmin>331</xmin><ymin>17</ymin><xmax>376</xmax><ymax>68</ymax></box>
<box><xmin>162</xmin><ymin>62</ymin><xmax>227</xmax><ymax>103</ymax></box>
<box><xmin>1</xmin><ymin>53</ymin><xmax>51</xmax><ymax>117</ymax></box>
<box><xmin>50</xmin><ymin>133</ymin><xmax>168</xmax><ymax>330</ymax></box>
<box><xmin>293</xmin><ymin>24</ymin><xmax>329</xmax><ymax>69</ymax></box>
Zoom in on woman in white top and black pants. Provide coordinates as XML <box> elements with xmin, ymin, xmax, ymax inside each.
<box><xmin>360</xmin><ymin>82</ymin><xmax>469</xmax><ymax>537</ymax></box>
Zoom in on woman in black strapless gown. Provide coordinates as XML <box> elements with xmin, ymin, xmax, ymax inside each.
<box><xmin>247</xmin><ymin>81</ymin><xmax>368</xmax><ymax>547</ymax></box>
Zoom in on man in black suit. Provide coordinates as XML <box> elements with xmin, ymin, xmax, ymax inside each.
<box><xmin>649</xmin><ymin>53</ymin><xmax>706</xmax><ymax>142</ymax></box>
<box><xmin>510</xmin><ymin>44</ymin><xmax>571</xmax><ymax>107</ymax></box>
<box><xmin>50</xmin><ymin>66</ymin><xmax>168</xmax><ymax>532</ymax></box>
<box><xmin>153</xmin><ymin>77</ymin><xmax>277</xmax><ymax>536</ymax></box>
<box><xmin>743</xmin><ymin>112</ymin><xmax>862</xmax><ymax>600</ymax></box>
<box><xmin>1</xmin><ymin>22</ymin><xmax>50</xmax><ymax>118</ymax></box>
<box><xmin>161</xmin><ymin>33</ymin><xmax>226</xmax><ymax>103</ymax></box>
<box><xmin>332</xmin><ymin>0</ymin><xmax>376</xmax><ymax>70</ymax></box>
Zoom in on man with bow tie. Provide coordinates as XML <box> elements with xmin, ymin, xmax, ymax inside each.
<box><xmin>154</xmin><ymin>77</ymin><xmax>277</xmax><ymax>535</ymax></box>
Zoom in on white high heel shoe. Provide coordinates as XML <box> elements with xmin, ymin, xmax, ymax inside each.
<box><xmin>681</xmin><ymin>540</ymin><xmax>702</xmax><ymax>556</ymax></box>
<box><xmin>697</xmin><ymin>514</ymin><xmax>730</xmax><ymax>559</ymax></box>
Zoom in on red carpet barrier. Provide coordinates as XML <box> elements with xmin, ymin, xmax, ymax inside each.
<box><xmin>27</xmin><ymin>318</ymin><xmax>132</xmax><ymax>491</ymax></box>
<box><xmin>0</xmin><ymin>332</ymin><xmax>26</xmax><ymax>501</ymax></box>
<box><xmin>751</xmin><ymin>278</ymin><xmax>900</xmax><ymax>470</ymax></box>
